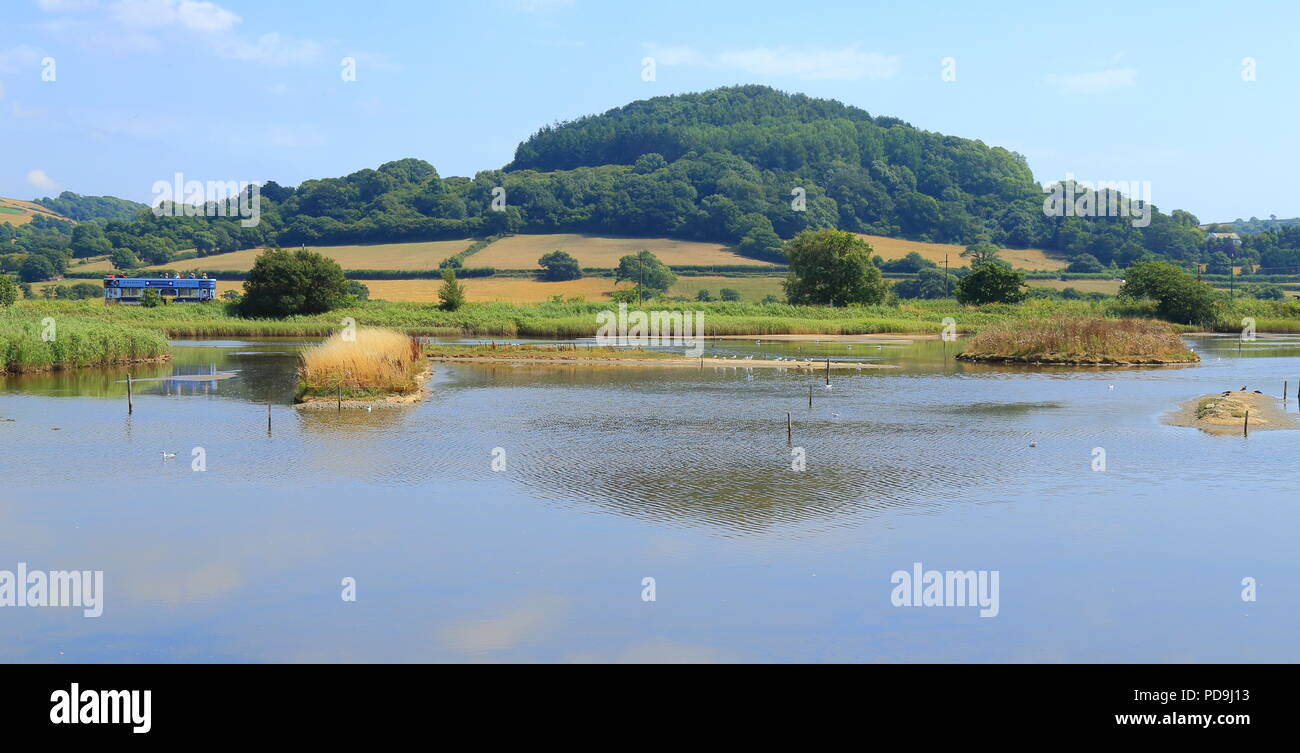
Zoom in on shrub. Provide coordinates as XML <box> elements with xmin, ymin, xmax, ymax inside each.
<box><xmin>955</xmin><ymin>263</ymin><xmax>1027</xmax><ymax>305</ymax></box>
<box><xmin>438</xmin><ymin>268</ymin><xmax>466</xmax><ymax>311</ymax></box>
<box><xmin>240</xmin><ymin>248</ymin><xmax>350</xmax><ymax>318</ymax></box>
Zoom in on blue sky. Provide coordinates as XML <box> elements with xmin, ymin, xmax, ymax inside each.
<box><xmin>1</xmin><ymin>0</ymin><xmax>1296</xmax><ymax>222</ymax></box>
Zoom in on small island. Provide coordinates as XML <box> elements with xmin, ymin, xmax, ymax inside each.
<box><xmin>423</xmin><ymin>342</ymin><xmax>893</xmax><ymax>370</ymax></box>
<box><xmin>956</xmin><ymin>317</ymin><xmax>1199</xmax><ymax>365</ymax></box>
<box><xmin>1165</xmin><ymin>390</ymin><xmax>1300</xmax><ymax>434</ymax></box>
<box><xmin>295</xmin><ymin>328</ymin><xmax>430</xmax><ymax>409</ymax></box>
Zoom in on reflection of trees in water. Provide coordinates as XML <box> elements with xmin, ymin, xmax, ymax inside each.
<box><xmin>498</xmin><ymin>413</ymin><xmax>970</xmax><ymax>532</ymax></box>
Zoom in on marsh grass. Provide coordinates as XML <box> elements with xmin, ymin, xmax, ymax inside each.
<box><xmin>298</xmin><ymin>328</ymin><xmax>423</xmax><ymax>398</ymax></box>
<box><xmin>0</xmin><ymin>316</ymin><xmax>169</xmax><ymax>373</ymax></box>
<box><xmin>956</xmin><ymin>317</ymin><xmax>1197</xmax><ymax>364</ymax></box>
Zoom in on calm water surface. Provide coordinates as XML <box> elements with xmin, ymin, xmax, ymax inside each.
<box><xmin>2</xmin><ymin>335</ymin><xmax>1298</xmax><ymax>662</ymax></box>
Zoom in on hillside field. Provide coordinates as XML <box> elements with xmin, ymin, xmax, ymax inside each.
<box><xmin>471</xmin><ymin>233</ymin><xmax>774</xmax><ymax>269</ymax></box>
<box><xmin>0</xmin><ymin>197</ymin><xmax>69</xmax><ymax>227</ymax></box>
<box><xmin>78</xmin><ymin>239</ymin><xmax>473</xmax><ymax>272</ymax></box>
<box><xmin>855</xmin><ymin>234</ymin><xmax>1067</xmax><ymax>271</ymax></box>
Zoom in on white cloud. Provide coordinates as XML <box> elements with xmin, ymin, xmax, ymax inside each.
<box><xmin>110</xmin><ymin>0</ymin><xmax>240</xmax><ymax>34</ymax></box>
<box><xmin>643</xmin><ymin>43</ymin><xmax>901</xmax><ymax>81</ymax></box>
<box><xmin>1048</xmin><ymin>68</ymin><xmax>1138</xmax><ymax>94</ymax></box>
<box><xmin>216</xmin><ymin>32</ymin><xmax>321</xmax><ymax>65</ymax></box>
<box><xmin>26</xmin><ymin>169</ymin><xmax>60</xmax><ymax>191</ymax></box>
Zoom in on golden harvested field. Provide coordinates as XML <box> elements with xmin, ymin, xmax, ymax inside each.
<box><xmin>855</xmin><ymin>234</ymin><xmax>1067</xmax><ymax>271</ymax></box>
<box><xmin>1026</xmin><ymin>278</ymin><xmax>1123</xmax><ymax>295</ymax></box>
<box><xmin>473</xmin><ymin>234</ymin><xmax>776</xmax><ymax>269</ymax></box>
<box><xmin>78</xmin><ymin>240</ymin><xmax>472</xmax><ymax>272</ymax></box>
<box><xmin>669</xmin><ymin>275</ymin><xmax>785</xmax><ymax>301</ymax></box>
<box><xmin>360</xmin><ymin>277</ymin><xmax>621</xmax><ymax>303</ymax></box>
<box><xmin>0</xmin><ymin>197</ymin><xmax>69</xmax><ymax>227</ymax></box>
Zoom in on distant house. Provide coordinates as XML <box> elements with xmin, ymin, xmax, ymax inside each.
<box><xmin>1207</xmin><ymin>232</ymin><xmax>1242</xmax><ymax>248</ymax></box>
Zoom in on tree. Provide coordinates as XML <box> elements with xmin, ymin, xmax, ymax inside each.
<box><xmin>960</xmin><ymin>241</ymin><xmax>1001</xmax><ymax>267</ymax></box>
<box><xmin>719</xmin><ymin>288</ymin><xmax>741</xmax><ymax>301</ymax></box>
<box><xmin>240</xmin><ymin>248</ymin><xmax>350</xmax><ymax>317</ymax></box>
<box><xmin>438</xmin><ymin>267</ymin><xmax>466</xmax><ymax>311</ymax></box>
<box><xmin>614</xmin><ymin>250</ymin><xmax>676</xmax><ymax>299</ymax></box>
<box><xmin>19</xmin><ymin>254</ymin><xmax>57</xmax><ymax>283</ymax></box>
<box><xmin>1120</xmin><ymin>260</ymin><xmax>1220</xmax><ymax>325</ymax></box>
<box><xmin>0</xmin><ymin>274</ymin><xmax>18</xmax><ymax>306</ymax></box>
<box><xmin>1066</xmin><ymin>253</ymin><xmax>1104</xmax><ymax>273</ymax></box>
<box><xmin>696</xmin><ymin>289</ymin><xmax>713</xmax><ymax>302</ymax></box>
<box><xmin>70</xmin><ymin>224</ymin><xmax>112</xmax><ymax>258</ymax></box>
<box><xmin>538</xmin><ymin>250</ymin><xmax>582</xmax><ymax>281</ymax></box>
<box><xmin>346</xmin><ymin>280</ymin><xmax>370</xmax><ymax>301</ymax></box>
<box><xmin>892</xmin><ymin>267</ymin><xmax>957</xmax><ymax>299</ymax></box>
<box><xmin>109</xmin><ymin>247</ymin><xmax>141</xmax><ymax>270</ymax></box>
<box><xmin>954</xmin><ymin>262</ymin><xmax>1027</xmax><ymax>305</ymax></box>
<box><xmin>1251</xmin><ymin>283</ymin><xmax>1286</xmax><ymax>301</ymax></box>
<box><xmin>139</xmin><ymin>289</ymin><xmax>162</xmax><ymax>308</ymax></box>
<box><xmin>782</xmin><ymin>229</ymin><xmax>889</xmax><ymax>306</ymax></box>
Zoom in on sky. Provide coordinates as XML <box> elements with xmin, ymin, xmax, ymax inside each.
<box><xmin>0</xmin><ymin>0</ymin><xmax>1296</xmax><ymax>222</ymax></box>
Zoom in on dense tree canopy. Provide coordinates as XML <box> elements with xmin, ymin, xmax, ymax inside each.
<box><xmin>783</xmin><ymin>229</ymin><xmax>888</xmax><ymax>306</ymax></box>
<box><xmin>240</xmin><ymin>248</ymin><xmax>350</xmax><ymax>318</ymax></box>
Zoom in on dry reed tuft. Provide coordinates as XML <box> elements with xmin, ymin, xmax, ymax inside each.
<box><xmin>298</xmin><ymin>328</ymin><xmax>423</xmax><ymax>396</ymax></box>
<box><xmin>956</xmin><ymin>317</ymin><xmax>1198</xmax><ymax>364</ymax></box>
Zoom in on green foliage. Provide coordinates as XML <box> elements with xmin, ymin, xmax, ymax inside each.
<box><xmin>537</xmin><ymin>250</ymin><xmax>582</xmax><ymax>281</ymax></box>
<box><xmin>1066</xmin><ymin>253</ymin><xmax>1104</xmax><ymax>273</ymax></box>
<box><xmin>720</xmin><ymin>288</ymin><xmax>741</xmax><ymax>301</ymax></box>
<box><xmin>614</xmin><ymin>250</ymin><xmax>676</xmax><ymax>293</ymax></box>
<box><xmin>955</xmin><ymin>263</ymin><xmax>1027</xmax><ymax>305</ymax></box>
<box><xmin>695</xmin><ymin>289</ymin><xmax>713</xmax><ymax>302</ymax></box>
<box><xmin>893</xmin><ymin>267</ymin><xmax>957</xmax><ymax>299</ymax></box>
<box><xmin>35</xmin><ymin>191</ymin><xmax>149</xmax><ymax>222</ymax></box>
<box><xmin>783</xmin><ymin>229</ymin><xmax>888</xmax><ymax>306</ymax></box>
<box><xmin>0</xmin><ymin>275</ymin><xmax>18</xmax><ymax>307</ymax></box>
<box><xmin>346</xmin><ymin>280</ymin><xmax>371</xmax><ymax>301</ymax></box>
<box><xmin>960</xmin><ymin>241</ymin><xmax>1001</xmax><ymax>266</ymax></box>
<box><xmin>240</xmin><ymin>248</ymin><xmax>350</xmax><ymax>318</ymax></box>
<box><xmin>139</xmin><ymin>289</ymin><xmax>163</xmax><ymax>308</ymax></box>
<box><xmin>878</xmin><ymin>251</ymin><xmax>937</xmax><ymax>273</ymax></box>
<box><xmin>1250</xmin><ymin>283</ymin><xmax>1286</xmax><ymax>301</ymax></box>
<box><xmin>438</xmin><ymin>268</ymin><xmax>466</xmax><ymax>311</ymax></box>
<box><xmin>1119</xmin><ymin>260</ymin><xmax>1221</xmax><ymax>325</ymax></box>
<box><xmin>109</xmin><ymin>247</ymin><xmax>141</xmax><ymax>270</ymax></box>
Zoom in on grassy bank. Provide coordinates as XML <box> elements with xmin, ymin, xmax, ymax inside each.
<box><xmin>8</xmin><ymin>295</ymin><xmax>1300</xmax><ymax>342</ymax></box>
<box><xmin>0</xmin><ymin>315</ymin><xmax>169</xmax><ymax>373</ymax></box>
<box><xmin>297</xmin><ymin>328</ymin><xmax>424</xmax><ymax>400</ymax></box>
<box><xmin>956</xmin><ymin>318</ymin><xmax>1198</xmax><ymax>364</ymax></box>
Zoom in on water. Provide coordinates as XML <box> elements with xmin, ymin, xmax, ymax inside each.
<box><xmin>2</xmin><ymin>335</ymin><xmax>1298</xmax><ymax>662</ymax></box>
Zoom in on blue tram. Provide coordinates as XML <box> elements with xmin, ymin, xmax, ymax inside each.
<box><xmin>102</xmin><ymin>275</ymin><xmax>217</xmax><ymax>304</ymax></box>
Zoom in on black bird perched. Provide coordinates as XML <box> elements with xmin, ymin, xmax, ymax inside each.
<box><xmin>1242</xmin><ymin>386</ymin><xmax>1248</xmax><ymax>391</ymax></box>
<box><xmin>1254</xmin><ymin>390</ymin><xmax>1263</xmax><ymax>394</ymax></box>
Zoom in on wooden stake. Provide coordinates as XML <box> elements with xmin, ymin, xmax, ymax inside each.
<box><xmin>1285</xmin><ymin>381</ymin><xmax>1288</xmax><ymax>402</ymax></box>
<box><xmin>1244</xmin><ymin>410</ymin><xmax>1250</xmax><ymax>437</ymax></box>
<box><xmin>787</xmin><ymin>412</ymin><xmax>792</xmax><ymax>446</ymax></box>
<box><xmin>336</xmin><ymin>383</ymin><xmax>342</xmax><ymax>411</ymax></box>
<box><xmin>825</xmin><ymin>358</ymin><xmax>830</xmax><ymax>385</ymax></box>
<box><xmin>126</xmin><ymin>374</ymin><xmax>133</xmax><ymax>414</ymax></box>
<box><xmin>808</xmin><ymin>385</ymin><xmax>813</xmax><ymax>409</ymax></box>
<box><xmin>267</xmin><ymin>402</ymin><xmax>272</xmax><ymax>434</ymax></box>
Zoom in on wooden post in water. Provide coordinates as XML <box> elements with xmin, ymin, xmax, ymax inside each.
<box><xmin>267</xmin><ymin>402</ymin><xmax>272</xmax><ymax>434</ymax></box>
<box><xmin>809</xmin><ymin>385</ymin><xmax>813</xmax><ymax>409</ymax></box>
<box><xmin>126</xmin><ymin>374</ymin><xmax>133</xmax><ymax>414</ymax></box>
<box><xmin>1244</xmin><ymin>410</ymin><xmax>1250</xmax><ymax>437</ymax></box>
<box><xmin>1285</xmin><ymin>381</ymin><xmax>1288</xmax><ymax>402</ymax></box>
<box><xmin>825</xmin><ymin>358</ymin><xmax>830</xmax><ymax>386</ymax></box>
<box><xmin>336</xmin><ymin>383</ymin><xmax>342</xmax><ymax>412</ymax></box>
<box><xmin>787</xmin><ymin>412</ymin><xmax>792</xmax><ymax>446</ymax></box>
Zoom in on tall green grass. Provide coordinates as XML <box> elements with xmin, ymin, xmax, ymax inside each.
<box><xmin>0</xmin><ymin>313</ymin><xmax>169</xmax><ymax>372</ymax></box>
<box><xmin>9</xmin><ymin>295</ymin><xmax>1300</xmax><ymax>345</ymax></box>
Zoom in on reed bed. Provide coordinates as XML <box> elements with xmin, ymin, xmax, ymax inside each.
<box><xmin>956</xmin><ymin>317</ymin><xmax>1197</xmax><ymax>364</ymax></box>
<box><xmin>298</xmin><ymin>328</ymin><xmax>423</xmax><ymax>398</ymax></box>
<box><xmin>0</xmin><ymin>316</ymin><xmax>169</xmax><ymax>373</ymax></box>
